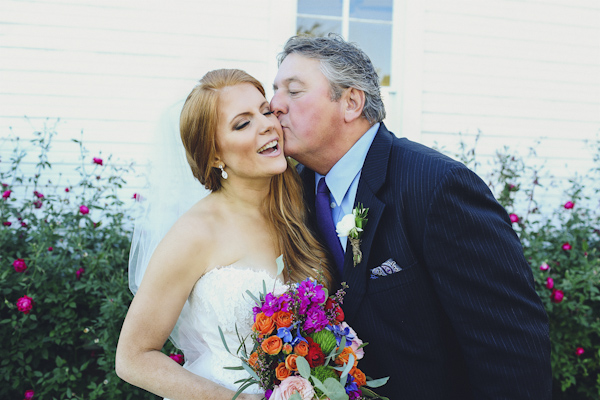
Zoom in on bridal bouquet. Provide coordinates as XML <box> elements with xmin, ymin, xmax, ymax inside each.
<box><xmin>220</xmin><ymin>259</ymin><xmax>388</xmax><ymax>400</ymax></box>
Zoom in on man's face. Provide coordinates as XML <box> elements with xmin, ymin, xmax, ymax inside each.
<box><xmin>271</xmin><ymin>53</ymin><xmax>344</xmax><ymax>167</ymax></box>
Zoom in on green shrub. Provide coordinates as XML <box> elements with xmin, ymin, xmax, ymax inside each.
<box><xmin>0</xmin><ymin>122</ymin><xmax>176</xmax><ymax>399</ymax></box>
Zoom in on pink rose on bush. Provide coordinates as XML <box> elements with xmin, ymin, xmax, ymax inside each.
<box><xmin>13</xmin><ymin>258</ymin><xmax>27</xmax><ymax>273</ymax></box>
<box><xmin>17</xmin><ymin>295</ymin><xmax>34</xmax><ymax>314</ymax></box>
<box><xmin>575</xmin><ymin>347</ymin><xmax>584</xmax><ymax>356</ymax></box>
<box><xmin>33</xmin><ymin>200</ymin><xmax>43</xmax><ymax>209</ymax></box>
<box><xmin>2</xmin><ymin>190</ymin><xmax>11</xmax><ymax>199</ymax></box>
<box><xmin>3</xmin><ymin>221</ymin><xmax>11</xmax><ymax>226</ymax></box>
<box><xmin>169</xmin><ymin>353</ymin><xmax>184</xmax><ymax>364</ymax></box>
<box><xmin>270</xmin><ymin>376</ymin><xmax>315</xmax><ymax>400</ymax></box>
<box><xmin>93</xmin><ymin>157</ymin><xmax>103</xmax><ymax>166</ymax></box>
<box><xmin>561</xmin><ymin>242</ymin><xmax>572</xmax><ymax>251</ymax></box>
<box><xmin>79</xmin><ymin>205</ymin><xmax>89</xmax><ymax>215</ymax></box>
<box><xmin>546</xmin><ymin>277</ymin><xmax>554</xmax><ymax>289</ymax></box>
<box><xmin>33</xmin><ymin>190</ymin><xmax>44</xmax><ymax>199</ymax></box>
<box><xmin>24</xmin><ymin>389</ymin><xmax>34</xmax><ymax>399</ymax></box>
<box><xmin>76</xmin><ymin>267</ymin><xmax>85</xmax><ymax>280</ymax></box>
<box><xmin>509</xmin><ymin>213</ymin><xmax>519</xmax><ymax>223</ymax></box>
<box><xmin>65</xmin><ymin>187</ymin><xmax>70</xmax><ymax>192</ymax></box>
<box><xmin>48</xmin><ymin>247</ymin><xmax>53</xmax><ymax>251</ymax></box>
<box><xmin>564</xmin><ymin>201</ymin><xmax>574</xmax><ymax>209</ymax></box>
<box><xmin>550</xmin><ymin>289</ymin><xmax>564</xmax><ymax>303</ymax></box>
<box><xmin>539</xmin><ymin>262</ymin><xmax>549</xmax><ymax>271</ymax></box>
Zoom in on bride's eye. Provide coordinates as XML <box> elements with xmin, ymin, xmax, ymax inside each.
<box><xmin>234</xmin><ymin>121</ymin><xmax>250</xmax><ymax>130</ymax></box>
<box><xmin>263</xmin><ymin>111</ymin><xmax>273</xmax><ymax>116</ymax></box>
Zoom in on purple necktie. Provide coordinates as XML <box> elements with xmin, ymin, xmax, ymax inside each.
<box><xmin>316</xmin><ymin>177</ymin><xmax>345</xmax><ymax>274</ymax></box>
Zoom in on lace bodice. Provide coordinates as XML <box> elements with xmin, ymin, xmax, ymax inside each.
<box><xmin>166</xmin><ymin>264</ymin><xmax>285</xmax><ymax>398</ymax></box>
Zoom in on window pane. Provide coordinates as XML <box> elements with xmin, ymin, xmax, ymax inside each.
<box><xmin>350</xmin><ymin>0</ymin><xmax>393</xmax><ymax>21</ymax></box>
<box><xmin>348</xmin><ymin>21</ymin><xmax>392</xmax><ymax>85</ymax></box>
<box><xmin>297</xmin><ymin>17</ymin><xmax>342</xmax><ymax>36</ymax></box>
<box><xmin>298</xmin><ymin>0</ymin><xmax>343</xmax><ymax>16</ymax></box>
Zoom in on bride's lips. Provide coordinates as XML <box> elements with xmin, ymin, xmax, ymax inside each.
<box><xmin>257</xmin><ymin>138</ymin><xmax>282</xmax><ymax>157</ymax></box>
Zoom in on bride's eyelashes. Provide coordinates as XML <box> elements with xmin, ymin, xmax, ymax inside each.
<box><xmin>233</xmin><ymin>110</ymin><xmax>275</xmax><ymax>131</ymax></box>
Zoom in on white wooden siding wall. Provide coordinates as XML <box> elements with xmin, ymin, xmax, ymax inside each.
<box><xmin>0</xmin><ymin>0</ymin><xmax>295</xmax><ymax>198</ymax></box>
<box><xmin>411</xmin><ymin>0</ymin><xmax>600</xmax><ymax>212</ymax></box>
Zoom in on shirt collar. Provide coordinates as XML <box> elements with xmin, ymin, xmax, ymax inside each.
<box><xmin>315</xmin><ymin>123</ymin><xmax>380</xmax><ymax>206</ymax></box>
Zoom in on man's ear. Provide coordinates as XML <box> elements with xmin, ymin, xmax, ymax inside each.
<box><xmin>343</xmin><ymin>87</ymin><xmax>366</xmax><ymax>123</ymax></box>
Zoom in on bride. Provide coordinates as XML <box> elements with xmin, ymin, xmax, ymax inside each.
<box><xmin>116</xmin><ymin>69</ymin><xmax>335</xmax><ymax>399</ymax></box>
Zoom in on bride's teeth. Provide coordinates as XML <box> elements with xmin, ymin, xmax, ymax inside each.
<box><xmin>258</xmin><ymin>140</ymin><xmax>278</xmax><ymax>153</ymax></box>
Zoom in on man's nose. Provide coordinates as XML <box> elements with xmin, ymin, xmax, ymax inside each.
<box><xmin>270</xmin><ymin>91</ymin><xmax>285</xmax><ymax>117</ymax></box>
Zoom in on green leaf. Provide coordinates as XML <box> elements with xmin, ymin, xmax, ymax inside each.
<box><xmin>245</xmin><ymin>290</ymin><xmax>260</xmax><ymax>304</ymax></box>
<box><xmin>322</xmin><ymin>377</ymin><xmax>349</xmax><ymax>400</ymax></box>
<box><xmin>360</xmin><ymin>386</ymin><xmax>389</xmax><ymax>399</ymax></box>
<box><xmin>339</xmin><ymin>354</ymin><xmax>354</xmax><ymax>384</ymax></box>
<box><xmin>276</xmin><ymin>255</ymin><xmax>285</xmax><ymax>276</ymax></box>
<box><xmin>365</xmin><ymin>376</ymin><xmax>389</xmax><ymax>388</ymax></box>
<box><xmin>296</xmin><ymin>356</ymin><xmax>311</xmax><ymax>379</ymax></box>
<box><xmin>218</xmin><ymin>326</ymin><xmax>231</xmax><ymax>354</ymax></box>
<box><xmin>289</xmin><ymin>392</ymin><xmax>303</xmax><ymax>400</ymax></box>
<box><xmin>241</xmin><ymin>361</ymin><xmax>260</xmax><ymax>381</ymax></box>
<box><xmin>223</xmin><ymin>366</ymin><xmax>245</xmax><ymax>371</ymax></box>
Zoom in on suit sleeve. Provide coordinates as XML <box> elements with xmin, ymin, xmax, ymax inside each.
<box><xmin>422</xmin><ymin>165</ymin><xmax>552</xmax><ymax>399</ymax></box>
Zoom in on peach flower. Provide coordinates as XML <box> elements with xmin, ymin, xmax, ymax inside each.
<box><xmin>253</xmin><ymin>312</ymin><xmax>275</xmax><ymax>337</ymax></box>
<box><xmin>285</xmin><ymin>354</ymin><xmax>298</xmax><ymax>371</ymax></box>
<box><xmin>275</xmin><ymin>362</ymin><xmax>291</xmax><ymax>380</ymax></box>
<box><xmin>294</xmin><ymin>340</ymin><xmax>309</xmax><ymax>357</ymax></box>
<box><xmin>270</xmin><ymin>376</ymin><xmax>315</xmax><ymax>400</ymax></box>
<box><xmin>273</xmin><ymin>310</ymin><xmax>293</xmax><ymax>328</ymax></box>
<box><xmin>261</xmin><ymin>335</ymin><xmax>283</xmax><ymax>355</ymax></box>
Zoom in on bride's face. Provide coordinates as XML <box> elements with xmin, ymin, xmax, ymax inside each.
<box><xmin>215</xmin><ymin>83</ymin><xmax>287</xmax><ymax>182</ymax></box>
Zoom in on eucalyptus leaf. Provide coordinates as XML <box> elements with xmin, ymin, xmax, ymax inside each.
<box><xmin>223</xmin><ymin>366</ymin><xmax>245</xmax><ymax>371</ymax></box>
<box><xmin>276</xmin><ymin>255</ymin><xmax>285</xmax><ymax>276</ymax></box>
<box><xmin>323</xmin><ymin>377</ymin><xmax>349</xmax><ymax>400</ymax></box>
<box><xmin>241</xmin><ymin>361</ymin><xmax>260</xmax><ymax>381</ymax></box>
<box><xmin>360</xmin><ymin>386</ymin><xmax>389</xmax><ymax>400</ymax></box>
<box><xmin>245</xmin><ymin>290</ymin><xmax>260</xmax><ymax>304</ymax></box>
<box><xmin>218</xmin><ymin>326</ymin><xmax>231</xmax><ymax>354</ymax></box>
<box><xmin>339</xmin><ymin>353</ymin><xmax>354</xmax><ymax>384</ymax></box>
<box><xmin>296</xmin><ymin>356</ymin><xmax>311</xmax><ymax>379</ymax></box>
<box><xmin>365</xmin><ymin>376</ymin><xmax>389</xmax><ymax>388</ymax></box>
<box><xmin>289</xmin><ymin>392</ymin><xmax>303</xmax><ymax>400</ymax></box>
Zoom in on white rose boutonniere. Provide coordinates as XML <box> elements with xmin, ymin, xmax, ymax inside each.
<box><xmin>336</xmin><ymin>203</ymin><xmax>369</xmax><ymax>267</ymax></box>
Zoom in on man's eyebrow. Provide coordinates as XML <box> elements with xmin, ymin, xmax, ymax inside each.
<box><xmin>273</xmin><ymin>77</ymin><xmax>303</xmax><ymax>91</ymax></box>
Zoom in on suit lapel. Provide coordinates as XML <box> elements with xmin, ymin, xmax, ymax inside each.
<box><xmin>343</xmin><ymin>124</ymin><xmax>393</xmax><ymax>322</ymax></box>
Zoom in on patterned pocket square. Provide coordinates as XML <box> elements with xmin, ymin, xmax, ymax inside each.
<box><xmin>370</xmin><ymin>258</ymin><xmax>403</xmax><ymax>279</ymax></box>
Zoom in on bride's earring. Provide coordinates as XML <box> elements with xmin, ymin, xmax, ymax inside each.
<box><xmin>219</xmin><ymin>164</ymin><xmax>228</xmax><ymax>179</ymax></box>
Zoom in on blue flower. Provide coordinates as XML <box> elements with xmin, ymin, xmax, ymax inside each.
<box><xmin>327</xmin><ymin>324</ymin><xmax>354</xmax><ymax>347</ymax></box>
<box><xmin>277</xmin><ymin>327</ymin><xmax>293</xmax><ymax>343</ymax></box>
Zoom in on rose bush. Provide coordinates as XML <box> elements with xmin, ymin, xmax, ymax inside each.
<box><xmin>0</xmin><ymin>124</ymin><xmax>173</xmax><ymax>399</ymax></box>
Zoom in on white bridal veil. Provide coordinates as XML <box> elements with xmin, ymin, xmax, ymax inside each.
<box><xmin>128</xmin><ymin>99</ymin><xmax>210</xmax><ymax>356</ymax></box>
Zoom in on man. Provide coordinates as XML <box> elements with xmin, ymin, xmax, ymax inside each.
<box><xmin>271</xmin><ymin>34</ymin><xmax>551</xmax><ymax>399</ymax></box>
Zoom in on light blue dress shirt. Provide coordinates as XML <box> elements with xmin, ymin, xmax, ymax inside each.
<box><xmin>315</xmin><ymin>123</ymin><xmax>379</xmax><ymax>251</ymax></box>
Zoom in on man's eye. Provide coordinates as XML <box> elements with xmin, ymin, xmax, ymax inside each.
<box><xmin>289</xmin><ymin>91</ymin><xmax>299</xmax><ymax>95</ymax></box>
<box><xmin>235</xmin><ymin>121</ymin><xmax>250</xmax><ymax>130</ymax></box>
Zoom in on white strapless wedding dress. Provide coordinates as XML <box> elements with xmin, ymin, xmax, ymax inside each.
<box><xmin>165</xmin><ymin>264</ymin><xmax>284</xmax><ymax>399</ymax></box>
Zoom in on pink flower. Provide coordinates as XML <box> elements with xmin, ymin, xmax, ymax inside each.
<box><xmin>21</xmin><ymin>222</ymin><xmax>28</xmax><ymax>228</ymax></box>
<box><xmin>76</xmin><ymin>268</ymin><xmax>85</xmax><ymax>280</ymax></box>
<box><xmin>132</xmin><ymin>193</ymin><xmax>140</xmax><ymax>201</ymax></box>
<box><xmin>79</xmin><ymin>205</ymin><xmax>89</xmax><ymax>215</ymax></box>
<box><xmin>539</xmin><ymin>262</ymin><xmax>549</xmax><ymax>271</ymax></box>
<box><xmin>93</xmin><ymin>157</ymin><xmax>103</xmax><ymax>166</ymax></box>
<box><xmin>575</xmin><ymin>347</ymin><xmax>585</xmax><ymax>356</ymax></box>
<box><xmin>33</xmin><ymin>200</ymin><xmax>42</xmax><ymax>209</ymax></box>
<box><xmin>17</xmin><ymin>295</ymin><xmax>34</xmax><ymax>314</ymax></box>
<box><xmin>3</xmin><ymin>221</ymin><xmax>11</xmax><ymax>226</ymax></box>
<box><xmin>65</xmin><ymin>187</ymin><xmax>70</xmax><ymax>192</ymax></box>
<box><xmin>550</xmin><ymin>289</ymin><xmax>564</xmax><ymax>303</ymax></box>
<box><xmin>545</xmin><ymin>277</ymin><xmax>554</xmax><ymax>289</ymax></box>
<box><xmin>340</xmin><ymin>322</ymin><xmax>364</xmax><ymax>360</ymax></box>
<box><xmin>169</xmin><ymin>353</ymin><xmax>184</xmax><ymax>364</ymax></box>
<box><xmin>270</xmin><ymin>376</ymin><xmax>315</xmax><ymax>400</ymax></box>
<box><xmin>2</xmin><ymin>190</ymin><xmax>11</xmax><ymax>199</ymax></box>
<box><xmin>509</xmin><ymin>213</ymin><xmax>519</xmax><ymax>223</ymax></box>
<box><xmin>33</xmin><ymin>190</ymin><xmax>44</xmax><ymax>199</ymax></box>
<box><xmin>562</xmin><ymin>242</ymin><xmax>572</xmax><ymax>251</ymax></box>
<box><xmin>48</xmin><ymin>247</ymin><xmax>53</xmax><ymax>251</ymax></box>
<box><xmin>564</xmin><ymin>201</ymin><xmax>574</xmax><ymax>209</ymax></box>
<box><xmin>13</xmin><ymin>258</ymin><xmax>27</xmax><ymax>273</ymax></box>
<box><xmin>24</xmin><ymin>389</ymin><xmax>35</xmax><ymax>399</ymax></box>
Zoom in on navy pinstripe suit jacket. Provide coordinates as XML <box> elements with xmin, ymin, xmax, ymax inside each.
<box><xmin>299</xmin><ymin>124</ymin><xmax>551</xmax><ymax>399</ymax></box>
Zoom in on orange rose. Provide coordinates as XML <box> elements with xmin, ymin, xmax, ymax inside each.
<box><xmin>294</xmin><ymin>340</ymin><xmax>309</xmax><ymax>357</ymax></box>
<box><xmin>282</xmin><ymin>343</ymin><xmax>293</xmax><ymax>354</ymax></box>
<box><xmin>261</xmin><ymin>335</ymin><xmax>283</xmax><ymax>355</ymax></box>
<box><xmin>272</xmin><ymin>310</ymin><xmax>293</xmax><ymax>328</ymax></box>
<box><xmin>247</xmin><ymin>351</ymin><xmax>258</xmax><ymax>368</ymax></box>
<box><xmin>252</xmin><ymin>312</ymin><xmax>275</xmax><ymax>337</ymax></box>
<box><xmin>335</xmin><ymin>347</ymin><xmax>358</xmax><ymax>368</ymax></box>
<box><xmin>350</xmin><ymin>367</ymin><xmax>366</xmax><ymax>387</ymax></box>
<box><xmin>285</xmin><ymin>354</ymin><xmax>298</xmax><ymax>371</ymax></box>
<box><xmin>275</xmin><ymin>362</ymin><xmax>291</xmax><ymax>380</ymax></box>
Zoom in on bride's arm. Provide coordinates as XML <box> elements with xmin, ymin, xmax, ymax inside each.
<box><xmin>115</xmin><ymin>218</ymin><xmax>261</xmax><ymax>400</ymax></box>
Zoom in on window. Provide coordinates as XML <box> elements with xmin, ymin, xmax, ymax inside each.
<box><xmin>296</xmin><ymin>0</ymin><xmax>393</xmax><ymax>86</ymax></box>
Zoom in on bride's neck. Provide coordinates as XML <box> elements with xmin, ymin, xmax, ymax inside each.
<box><xmin>216</xmin><ymin>177</ymin><xmax>271</xmax><ymax>213</ymax></box>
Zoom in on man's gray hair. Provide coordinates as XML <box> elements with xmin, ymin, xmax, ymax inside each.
<box><xmin>278</xmin><ymin>34</ymin><xmax>386</xmax><ymax>124</ymax></box>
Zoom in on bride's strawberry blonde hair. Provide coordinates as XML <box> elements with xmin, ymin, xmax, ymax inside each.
<box><xmin>179</xmin><ymin>69</ymin><xmax>335</xmax><ymax>290</ymax></box>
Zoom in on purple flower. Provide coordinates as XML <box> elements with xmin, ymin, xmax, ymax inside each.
<box><xmin>264</xmin><ymin>389</ymin><xmax>273</xmax><ymax>399</ymax></box>
<box><xmin>328</xmin><ymin>324</ymin><xmax>355</xmax><ymax>347</ymax></box>
<box><xmin>33</xmin><ymin>200</ymin><xmax>42</xmax><ymax>209</ymax></box>
<box><xmin>297</xmin><ymin>279</ymin><xmax>326</xmax><ymax>313</ymax></box>
<box><xmin>262</xmin><ymin>293</ymin><xmax>282</xmax><ymax>317</ymax></box>
<box><xmin>33</xmin><ymin>190</ymin><xmax>44</xmax><ymax>199</ymax></box>
<box><xmin>3</xmin><ymin>221</ymin><xmax>11</xmax><ymax>226</ymax></box>
<box><xmin>575</xmin><ymin>347</ymin><xmax>584</xmax><ymax>356</ymax></box>
<box><xmin>169</xmin><ymin>353</ymin><xmax>184</xmax><ymax>364</ymax></box>
<box><xmin>24</xmin><ymin>389</ymin><xmax>35</xmax><ymax>399</ymax></box>
<box><xmin>303</xmin><ymin>304</ymin><xmax>329</xmax><ymax>333</ymax></box>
